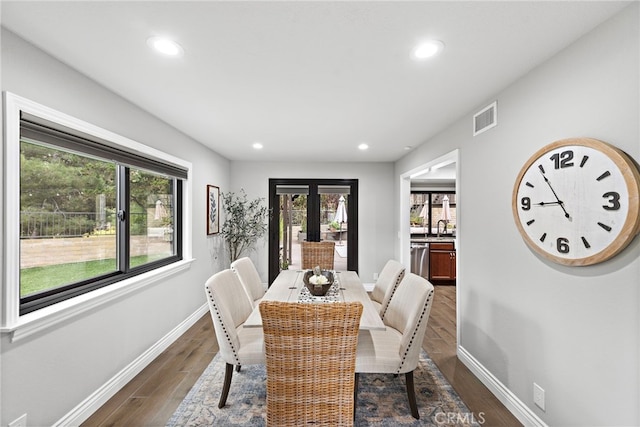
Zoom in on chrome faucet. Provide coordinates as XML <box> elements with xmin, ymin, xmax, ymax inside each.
<box><xmin>437</xmin><ymin>220</ymin><xmax>447</xmax><ymax>238</ymax></box>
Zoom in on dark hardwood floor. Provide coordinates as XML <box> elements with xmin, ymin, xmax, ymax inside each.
<box><xmin>425</xmin><ymin>286</ymin><xmax>522</xmax><ymax>427</ymax></box>
<box><xmin>82</xmin><ymin>285</ymin><xmax>521</xmax><ymax>426</ymax></box>
<box><xmin>82</xmin><ymin>315</ymin><xmax>219</xmax><ymax>427</ymax></box>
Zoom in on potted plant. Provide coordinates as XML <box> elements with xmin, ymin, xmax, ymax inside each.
<box><xmin>220</xmin><ymin>189</ymin><xmax>268</xmax><ymax>265</ymax></box>
<box><xmin>298</xmin><ymin>220</ymin><xmax>307</xmax><ymax>242</ymax></box>
<box><xmin>279</xmin><ymin>251</ymin><xmax>290</xmax><ymax>270</ymax></box>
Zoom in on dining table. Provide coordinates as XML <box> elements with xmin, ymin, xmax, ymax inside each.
<box><xmin>244</xmin><ymin>269</ymin><xmax>385</xmax><ymax>331</ymax></box>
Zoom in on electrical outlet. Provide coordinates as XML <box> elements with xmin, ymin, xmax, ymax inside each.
<box><xmin>373</xmin><ymin>272</ymin><xmax>379</xmax><ymax>280</ymax></box>
<box><xmin>9</xmin><ymin>413</ymin><xmax>27</xmax><ymax>427</ymax></box>
<box><xmin>533</xmin><ymin>383</ymin><xmax>545</xmax><ymax>411</ymax></box>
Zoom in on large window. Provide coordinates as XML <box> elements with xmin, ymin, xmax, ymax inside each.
<box><xmin>410</xmin><ymin>191</ymin><xmax>456</xmax><ymax>236</ymax></box>
<box><xmin>4</xmin><ymin>93</ymin><xmax>190</xmax><ymax>326</ymax></box>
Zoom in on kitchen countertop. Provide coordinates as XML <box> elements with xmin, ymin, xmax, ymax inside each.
<box><xmin>411</xmin><ymin>236</ymin><xmax>456</xmax><ymax>244</ymax></box>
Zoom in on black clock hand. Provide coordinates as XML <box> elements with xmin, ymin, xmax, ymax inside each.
<box><xmin>535</xmin><ymin>201</ymin><xmax>563</xmax><ymax>206</ymax></box>
<box><xmin>539</xmin><ymin>169</ymin><xmax>570</xmax><ymax>218</ymax></box>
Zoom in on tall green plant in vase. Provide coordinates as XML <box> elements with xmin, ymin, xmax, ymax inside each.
<box><xmin>220</xmin><ymin>189</ymin><xmax>268</xmax><ymax>264</ymax></box>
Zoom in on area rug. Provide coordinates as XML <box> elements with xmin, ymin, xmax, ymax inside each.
<box><xmin>167</xmin><ymin>350</ymin><xmax>479</xmax><ymax>426</ymax></box>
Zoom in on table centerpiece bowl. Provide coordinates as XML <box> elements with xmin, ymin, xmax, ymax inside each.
<box><xmin>302</xmin><ymin>269</ymin><xmax>335</xmax><ymax>296</ymax></box>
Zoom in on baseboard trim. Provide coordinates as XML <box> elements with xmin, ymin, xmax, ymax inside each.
<box><xmin>457</xmin><ymin>345</ymin><xmax>548</xmax><ymax>427</ymax></box>
<box><xmin>53</xmin><ymin>303</ymin><xmax>209</xmax><ymax>427</ymax></box>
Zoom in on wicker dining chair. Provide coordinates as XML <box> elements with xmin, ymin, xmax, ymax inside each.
<box><xmin>259</xmin><ymin>301</ymin><xmax>363</xmax><ymax>426</ymax></box>
<box><xmin>301</xmin><ymin>240</ymin><xmax>336</xmax><ymax>270</ymax></box>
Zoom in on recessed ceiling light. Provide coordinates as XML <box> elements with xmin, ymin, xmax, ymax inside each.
<box><xmin>147</xmin><ymin>36</ymin><xmax>184</xmax><ymax>57</ymax></box>
<box><xmin>413</xmin><ymin>40</ymin><xmax>444</xmax><ymax>60</ymax></box>
<box><xmin>404</xmin><ymin>146</ymin><xmax>413</xmax><ymax>150</ymax></box>
<box><xmin>252</xmin><ymin>142</ymin><xmax>263</xmax><ymax>150</ymax></box>
<box><xmin>358</xmin><ymin>143</ymin><xmax>369</xmax><ymax>151</ymax></box>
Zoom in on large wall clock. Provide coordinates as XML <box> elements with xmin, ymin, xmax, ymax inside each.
<box><xmin>512</xmin><ymin>137</ymin><xmax>640</xmax><ymax>266</ymax></box>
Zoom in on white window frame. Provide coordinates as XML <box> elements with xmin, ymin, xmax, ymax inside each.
<box><xmin>1</xmin><ymin>92</ymin><xmax>194</xmax><ymax>342</ymax></box>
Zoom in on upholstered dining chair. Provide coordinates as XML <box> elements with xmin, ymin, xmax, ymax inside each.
<box><xmin>301</xmin><ymin>240</ymin><xmax>336</xmax><ymax>270</ymax></box>
<box><xmin>259</xmin><ymin>301</ymin><xmax>363</xmax><ymax>426</ymax></box>
<box><xmin>230</xmin><ymin>256</ymin><xmax>266</xmax><ymax>307</ymax></box>
<box><xmin>369</xmin><ymin>259</ymin><xmax>405</xmax><ymax>319</ymax></box>
<box><xmin>204</xmin><ymin>269</ymin><xmax>265</xmax><ymax>408</ymax></box>
<box><xmin>355</xmin><ymin>272</ymin><xmax>435</xmax><ymax>419</ymax></box>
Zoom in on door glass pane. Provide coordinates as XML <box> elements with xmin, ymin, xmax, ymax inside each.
<box><xmin>129</xmin><ymin>169</ymin><xmax>176</xmax><ymax>268</ymax></box>
<box><xmin>277</xmin><ymin>185</ymin><xmax>348</xmax><ymax>272</ymax></box>
<box><xmin>278</xmin><ymin>190</ymin><xmax>307</xmax><ymax>271</ymax></box>
<box><xmin>319</xmin><ymin>187</ymin><xmax>348</xmax><ymax>271</ymax></box>
<box><xmin>19</xmin><ymin>140</ymin><xmax>117</xmax><ymax>297</ymax></box>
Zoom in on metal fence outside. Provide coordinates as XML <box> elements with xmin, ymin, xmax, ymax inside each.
<box><xmin>284</xmin><ymin>209</ymin><xmax>339</xmax><ymax>225</ymax></box>
<box><xmin>20</xmin><ymin>208</ymin><xmax>334</xmax><ymax>239</ymax></box>
<box><xmin>20</xmin><ymin>211</ymin><xmax>155</xmax><ymax>238</ymax></box>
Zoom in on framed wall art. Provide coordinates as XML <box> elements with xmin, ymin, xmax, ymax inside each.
<box><xmin>207</xmin><ymin>185</ymin><xmax>220</xmax><ymax>235</ymax></box>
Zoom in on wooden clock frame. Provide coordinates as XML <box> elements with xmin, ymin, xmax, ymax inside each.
<box><xmin>512</xmin><ymin>138</ymin><xmax>640</xmax><ymax>266</ymax></box>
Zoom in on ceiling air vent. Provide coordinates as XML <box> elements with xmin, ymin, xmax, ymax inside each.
<box><xmin>473</xmin><ymin>101</ymin><xmax>497</xmax><ymax>136</ymax></box>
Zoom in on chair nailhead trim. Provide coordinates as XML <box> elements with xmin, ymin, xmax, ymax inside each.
<box><xmin>396</xmin><ymin>289</ymin><xmax>434</xmax><ymax>374</ymax></box>
<box><xmin>207</xmin><ymin>288</ymin><xmax>241</xmax><ymax>365</ymax></box>
<box><xmin>380</xmin><ymin>269</ymin><xmax>405</xmax><ymax>320</ymax></box>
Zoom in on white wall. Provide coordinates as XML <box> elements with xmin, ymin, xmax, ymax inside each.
<box><xmin>230</xmin><ymin>161</ymin><xmax>396</xmax><ymax>283</ymax></box>
<box><xmin>0</xmin><ymin>27</ymin><xmax>396</xmax><ymax>425</ymax></box>
<box><xmin>2</xmin><ymin>3</ymin><xmax>638</xmax><ymax>425</ymax></box>
<box><xmin>1</xmin><ymin>29</ymin><xmax>230</xmax><ymax>426</ymax></box>
<box><xmin>396</xmin><ymin>4</ymin><xmax>639</xmax><ymax>426</ymax></box>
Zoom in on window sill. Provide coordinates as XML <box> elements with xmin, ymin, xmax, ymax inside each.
<box><xmin>1</xmin><ymin>258</ymin><xmax>195</xmax><ymax>342</ymax></box>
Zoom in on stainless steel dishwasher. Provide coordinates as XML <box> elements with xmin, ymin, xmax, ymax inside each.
<box><xmin>410</xmin><ymin>243</ymin><xmax>429</xmax><ymax>279</ymax></box>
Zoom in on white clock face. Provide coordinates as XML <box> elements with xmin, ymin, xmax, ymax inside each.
<box><xmin>515</xmin><ymin>144</ymin><xmax>631</xmax><ymax>264</ymax></box>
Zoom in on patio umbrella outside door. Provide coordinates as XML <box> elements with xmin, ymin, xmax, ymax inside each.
<box><xmin>334</xmin><ymin>195</ymin><xmax>347</xmax><ymax>246</ymax></box>
<box><xmin>440</xmin><ymin>195</ymin><xmax>451</xmax><ymax>232</ymax></box>
<box><xmin>418</xmin><ymin>203</ymin><xmax>428</xmax><ymax>233</ymax></box>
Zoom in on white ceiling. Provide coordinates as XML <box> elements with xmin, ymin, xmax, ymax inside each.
<box><xmin>1</xmin><ymin>1</ymin><xmax>630</xmax><ymax>162</ymax></box>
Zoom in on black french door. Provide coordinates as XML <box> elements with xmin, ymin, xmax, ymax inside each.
<box><xmin>268</xmin><ymin>178</ymin><xmax>358</xmax><ymax>284</ymax></box>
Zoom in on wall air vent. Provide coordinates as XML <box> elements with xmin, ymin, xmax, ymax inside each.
<box><xmin>473</xmin><ymin>101</ymin><xmax>497</xmax><ymax>136</ymax></box>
